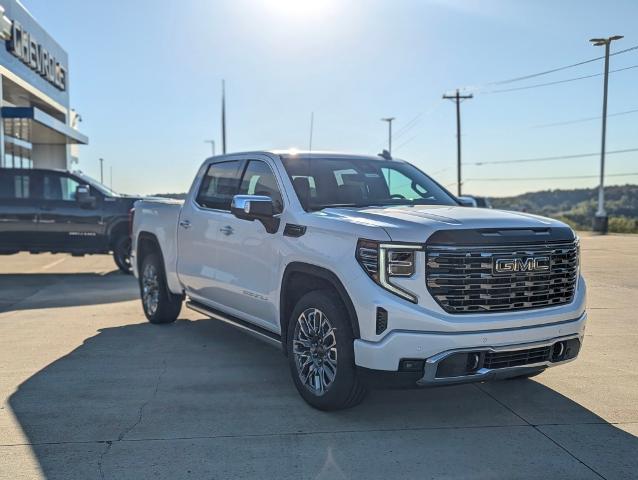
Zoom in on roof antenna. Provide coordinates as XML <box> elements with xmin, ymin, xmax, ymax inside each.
<box><xmin>378</xmin><ymin>149</ymin><xmax>392</xmax><ymax>160</ymax></box>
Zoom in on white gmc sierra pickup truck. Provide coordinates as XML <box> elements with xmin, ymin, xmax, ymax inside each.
<box><xmin>131</xmin><ymin>151</ymin><xmax>586</xmax><ymax>410</ymax></box>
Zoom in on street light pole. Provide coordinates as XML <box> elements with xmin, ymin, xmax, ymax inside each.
<box><xmin>221</xmin><ymin>80</ymin><xmax>227</xmax><ymax>155</ymax></box>
<box><xmin>381</xmin><ymin>117</ymin><xmax>395</xmax><ymax>155</ymax></box>
<box><xmin>205</xmin><ymin>140</ymin><xmax>216</xmax><ymax>156</ymax></box>
<box><xmin>590</xmin><ymin>35</ymin><xmax>623</xmax><ymax>234</ymax></box>
<box><xmin>99</xmin><ymin>158</ymin><xmax>104</xmax><ymax>184</ymax></box>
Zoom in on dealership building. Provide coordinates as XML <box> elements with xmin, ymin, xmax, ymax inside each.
<box><xmin>0</xmin><ymin>0</ymin><xmax>86</xmax><ymax>171</ymax></box>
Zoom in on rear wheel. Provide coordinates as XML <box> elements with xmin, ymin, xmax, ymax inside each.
<box><xmin>139</xmin><ymin>252</ymin><xmax>181</xmax><ymax>324</ymax></box>
<box><xmin>286</xmin><ymin>290</ymin><xmax>366</xmax><ymax>410</ymax></box>
<box><xmin>113</xmin><ymin>235</ymin><xmax>132</xmax><ymax>274</ymax></box>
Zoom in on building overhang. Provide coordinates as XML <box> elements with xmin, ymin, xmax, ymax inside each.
<box><xmin>1</xmin><ymin>106</ymin><xmax>88</xmax><ymax>145</ymax></box>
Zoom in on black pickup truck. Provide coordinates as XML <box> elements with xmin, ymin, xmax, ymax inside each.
<box><xmin>0</xmin><ymin>168</ymin><xmax>142</xmax><ymax>273</ymax></box>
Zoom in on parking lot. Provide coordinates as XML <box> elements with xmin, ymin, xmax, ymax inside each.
<box><xmin>0</xmin><ymin>233</ymin><xmax>636</xmax><ymax>480</ymax></box>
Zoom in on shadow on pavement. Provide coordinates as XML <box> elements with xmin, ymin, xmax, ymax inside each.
<box><xmin>7</xmin><ymin>316</ymin><xmax>638</xmax><ymax>479</ymax></box>
<box><xmin>0</xmin><ymin>272</ymin><xmax>138</xmax><ymax>313</ymax></box>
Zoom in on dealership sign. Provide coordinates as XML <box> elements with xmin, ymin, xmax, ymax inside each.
<box><xmin>0</xmin><ymin>7</ymin><xmax>67</xmax><ymax>91</ymax></box>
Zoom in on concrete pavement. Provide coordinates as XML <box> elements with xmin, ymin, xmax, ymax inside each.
<box><xmin>0</xmin><ymin>234</ymin><xmax>636</xmax><ymax>479</ymax></box>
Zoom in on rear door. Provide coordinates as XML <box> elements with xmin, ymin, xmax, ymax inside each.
<box><xmin>176</xmin><ymin>159</ymin><xmax>244</xmax><ymax>300</ymax></box>
<box><xmin>0</xmin><ymin>170</ymin><xmax>40</xmax><ymax>251</ymax></box>
<box><xmin>36</xmin><ymin>172</ymin><xmax>104</xmax><ymax>251</ymax></box>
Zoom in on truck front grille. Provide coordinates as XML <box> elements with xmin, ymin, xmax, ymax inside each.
<box><xmin>426</xmin><ymin>241</ymin><xmax>579</xmax><ymax>314</ymax></box>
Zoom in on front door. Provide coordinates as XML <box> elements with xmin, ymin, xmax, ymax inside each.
<box><xmin>211</xmin><ymin>157</ymin><xmax>285</xmax><ymax>330</ymax></box>
<box><xmin>0</xmin><ymin>170</ymin><xmax>40</xmax><ymax>251</ymax></box>
<box><xmin>36</xmin><ymin>172</ymin><xmax>104</xmax><ymax>252</ymax></box>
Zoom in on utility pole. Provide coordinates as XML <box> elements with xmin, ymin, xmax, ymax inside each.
<box><xmin>99</xmin><ymin>158</ymin><xmax>104</xmax><ymax>184</ymax></box>
<box><xmin>205</xmin><ymin>140</ymin><xmax>216</xmax><ymax>156</ymax></box>
<box><xmin>221</xmin><ymin>80</ymin><xmax>227</xmax><ymax>154</ymax></box>
<box><xmin>381</xmin><ymin>117</ymin><xmax>395</xmax><ymax>155</ymax></box>
<box><xmin>443</xmin><ymin>89</ymin><xmax>473</xmax><ymax>197</ymax></box>
<box><xmin>590</xmin><ymin>35</ymin><xmax>623</xmax><ymax>234</ymax></box>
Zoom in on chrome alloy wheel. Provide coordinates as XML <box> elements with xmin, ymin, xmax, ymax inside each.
<box><xmin>293</xmin><ymin>308</ymin><xmax>338</xmax><ymax>396</ymax></box>
<box><xmin>142</xmin><ymin>263</ymin><xmax>160</xmax><ymax>316</ymax></box>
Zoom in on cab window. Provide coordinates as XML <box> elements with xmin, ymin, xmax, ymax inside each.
<box><xmin>196</xmin><ymin>160</ymin><xmax>242</xmax><ymax>210</ymax></box>
<box><xmin>42</xmin><ymin>174</ymin><xmax>81</xmax><ymax>201</ymax></box>
<box><xmin>238</xmin><ymin>160</ymin><xmax>284</xmax><ymax>213</ymax></box>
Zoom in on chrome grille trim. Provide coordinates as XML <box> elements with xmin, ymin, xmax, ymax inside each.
<box><xmin>426</xmin><ymin>240</ymin><xmax>579</xmax><ymax>314</ymax></box>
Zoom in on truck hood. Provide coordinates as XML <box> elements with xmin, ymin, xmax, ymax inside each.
<box><xmin>319</xmin><ymin>205</ymin><xmax>567</xmax><ymax>243</ymax></box>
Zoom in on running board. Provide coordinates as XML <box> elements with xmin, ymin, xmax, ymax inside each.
<box><xmin>186</xmin><ymin>300</ymin><xmax>282</xmax><ymax>348</ymax></box>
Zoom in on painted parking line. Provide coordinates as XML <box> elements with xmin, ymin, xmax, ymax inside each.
<box><xmin>37</xmin><ymin>257</ymin><xmax>67</xmax><ymax>272</ymax></box>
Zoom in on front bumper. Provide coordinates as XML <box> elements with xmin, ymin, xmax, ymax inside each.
<box><xmin>417</xmin><ymin>333</ymin><xmax>581</xmax><ymax>386</ymax></box>
<box><xmin>353</xmin><ymin>311</ymin><xmax>587</xmax><ymax>382</ymax></box>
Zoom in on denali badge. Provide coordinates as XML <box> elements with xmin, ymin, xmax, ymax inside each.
<box><xmin>494</xmin><ymin>256</ymin><xmax>550</xmax><ymax>274</ymax></box>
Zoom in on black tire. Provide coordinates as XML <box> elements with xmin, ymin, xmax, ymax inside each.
<box><xmin>113</xmin><ymin>235</ymin><xmax>133</xmax><ymax>274</ymax></box>
<box><xmin>286</xmin><ymin>290</ymin><xmax>367</xmax><ymax>410</ymax></box>
<box><xmin>139</xmin><ymin>252</ymin><xmax>182</xmax><ymax>324</ymax></box>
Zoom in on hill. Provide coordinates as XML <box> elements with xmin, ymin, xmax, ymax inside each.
<box><xmin>489</xmin><ymin>184</ymin><xmax>638</xmax><ymax>233</ymax></box>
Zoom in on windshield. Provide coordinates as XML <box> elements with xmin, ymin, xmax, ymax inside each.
<box><xmin>73</xmin><ymin>172</ymin><xmax>120</xmax><ymax>197</ymax></box>
<box><xmin>281</xmin><ymin>156</ymin><xmax>457</xmax><ymax>210</ymax></box>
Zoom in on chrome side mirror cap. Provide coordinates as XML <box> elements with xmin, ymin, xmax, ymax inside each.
<box><xmin>230</xmin><ymin>195</ymin><xmax>280</xmax><ymax>233</ymax></box>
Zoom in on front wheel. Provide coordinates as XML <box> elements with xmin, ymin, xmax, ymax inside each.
<box><xmin>113</xmin><ymin>235</ymin><xmax>133</xmax><ymax>274</ymax></box>
<box><xmin>139</xmin><ymin>253</ymin><xmax>181</xmax><ymax>324</ymax></box>
<box><xmin>286</xmin><ymin>290</ymin><xmax>367</xmax><ymax>410</ymax></box>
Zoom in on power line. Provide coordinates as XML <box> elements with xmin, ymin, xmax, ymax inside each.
<box><xmin>459</xmin><ymin>44</ymin><xmax>638</xmax><ymax>93</ymax></box>
<box><xmin>466</xmin><ymin>172</ymin><xmax>638</xmax><ymax>182</ymax></box>
<box><xmin>466</xmin><ymin>147</ymin><xmax>638</xmax><ymax>166</ymax></box>
<box><xmin>483</xmin><ymin>64</ymin><xmax>638</xmax><ymax>94</ymax></box>
<box><xmin>393</xmin><ymin>134</ymin><xmax>419</xmax><ymax>152</ymax></box>
<box><xmin>531</xmin><ymin>108</ymin><xmax>638</xmax><ymax>128</ymax></box>
<box><xmin>392</xmin><ymin>104</ymin><xmax>439</xmax><ymax>140</ymax></box>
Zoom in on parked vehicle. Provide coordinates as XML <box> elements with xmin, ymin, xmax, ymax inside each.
<box><xmin>459</xmin><ymin>195</ymin><xmax>493</xmax><ymax>208</ymax></box>
<box><xmin>131</xmin><ymin>151</ymin><xmax>586</xmax><ymax>410</ymax></box>
<box><xmin>0</xmin><ymin>168</ymin><xmax>141</xmax><ymax>272</ymax></box>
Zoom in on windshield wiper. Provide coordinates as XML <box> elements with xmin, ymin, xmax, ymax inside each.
<box><xmin>308</xmin><ymin>203</ymin><xmax>360</xmax><ymax>211</ymax></box>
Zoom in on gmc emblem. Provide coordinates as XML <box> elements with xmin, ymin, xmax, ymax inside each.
<box><xmin>493</xmin><ymin>256</ymin><xmax>550</xmax><ymax>274</ymax></box>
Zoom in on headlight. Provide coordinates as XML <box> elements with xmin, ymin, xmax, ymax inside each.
<box><xmin>356</xmin><ymin>239</ymin><xmax>421</xmax><ymax>303</ymax></box>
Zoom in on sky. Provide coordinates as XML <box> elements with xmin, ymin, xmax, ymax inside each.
<box><xmin>23</xmin><ymin>0</ymin><xmax>638</xmax><ymax>197</ymax></box>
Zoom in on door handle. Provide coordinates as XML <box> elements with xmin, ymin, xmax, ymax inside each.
<box><xmin>219</xmin><ymin>225</ymin><xmax>234</xmax><ymax>236</ymax></box>
<box><xmin>179</xmin><ymin>220</ymin><xmax>191</xmax><ymax>229</ymax></box>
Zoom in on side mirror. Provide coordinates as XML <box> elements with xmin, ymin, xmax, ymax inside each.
<box><xmin>231</xmin><ymin>195</ymin><xmax>280</xmax><ymax>234</ymax></box>
<box><xmin>76</xmin><ymin>185</ymin><xmax>96</xmax><ymax>208</ymax></box>
<box><xmin>457</xmin><ymin>195</ymin><xmax>477</xmax><ymax>208</ymax></box>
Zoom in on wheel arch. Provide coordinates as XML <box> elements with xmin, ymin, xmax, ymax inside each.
<box><xmin>108</xmin><ymin>220</ymin><xmax>129</xmax><ymax>248</ymax></box>
<box><xmin>136</xmin><ymin>231</ymin><xmax>163</xmax><ymax>272</ymax></box>
<box><xmin>137</xmin><ymin>231</ymin><xmax>184</xmax><ymax>299</ymax></box>
<box><xmin>280</xmin><ymin>262</ymin><xmax>360</xmax><ymax>355</ymax></box>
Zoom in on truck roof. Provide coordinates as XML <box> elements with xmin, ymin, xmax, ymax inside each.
<box><xmin>206</xmin><ymin>150</ymin><xmax>404</xmax><ymax>163</ymax></box>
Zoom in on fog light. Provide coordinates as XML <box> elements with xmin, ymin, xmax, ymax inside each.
<box><xmin>436</xmin><ymin>352</ymin><xmax>484</xmax><ymax>378</ymax></box>
<box><xmin>468</xmin><ymin>353</ymin><xmax>481</xmax><ymax>371</ymax></box>
<box><xmin>552</xmin><ymin>339</ymin><xmax>581</xmax><ymax>362</ymax></box>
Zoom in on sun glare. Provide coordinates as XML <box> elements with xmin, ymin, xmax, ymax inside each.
<box><xmin>262</xmin><ymin>0</ymin><xmax>337</xmax><ymax>18</ymax></box>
